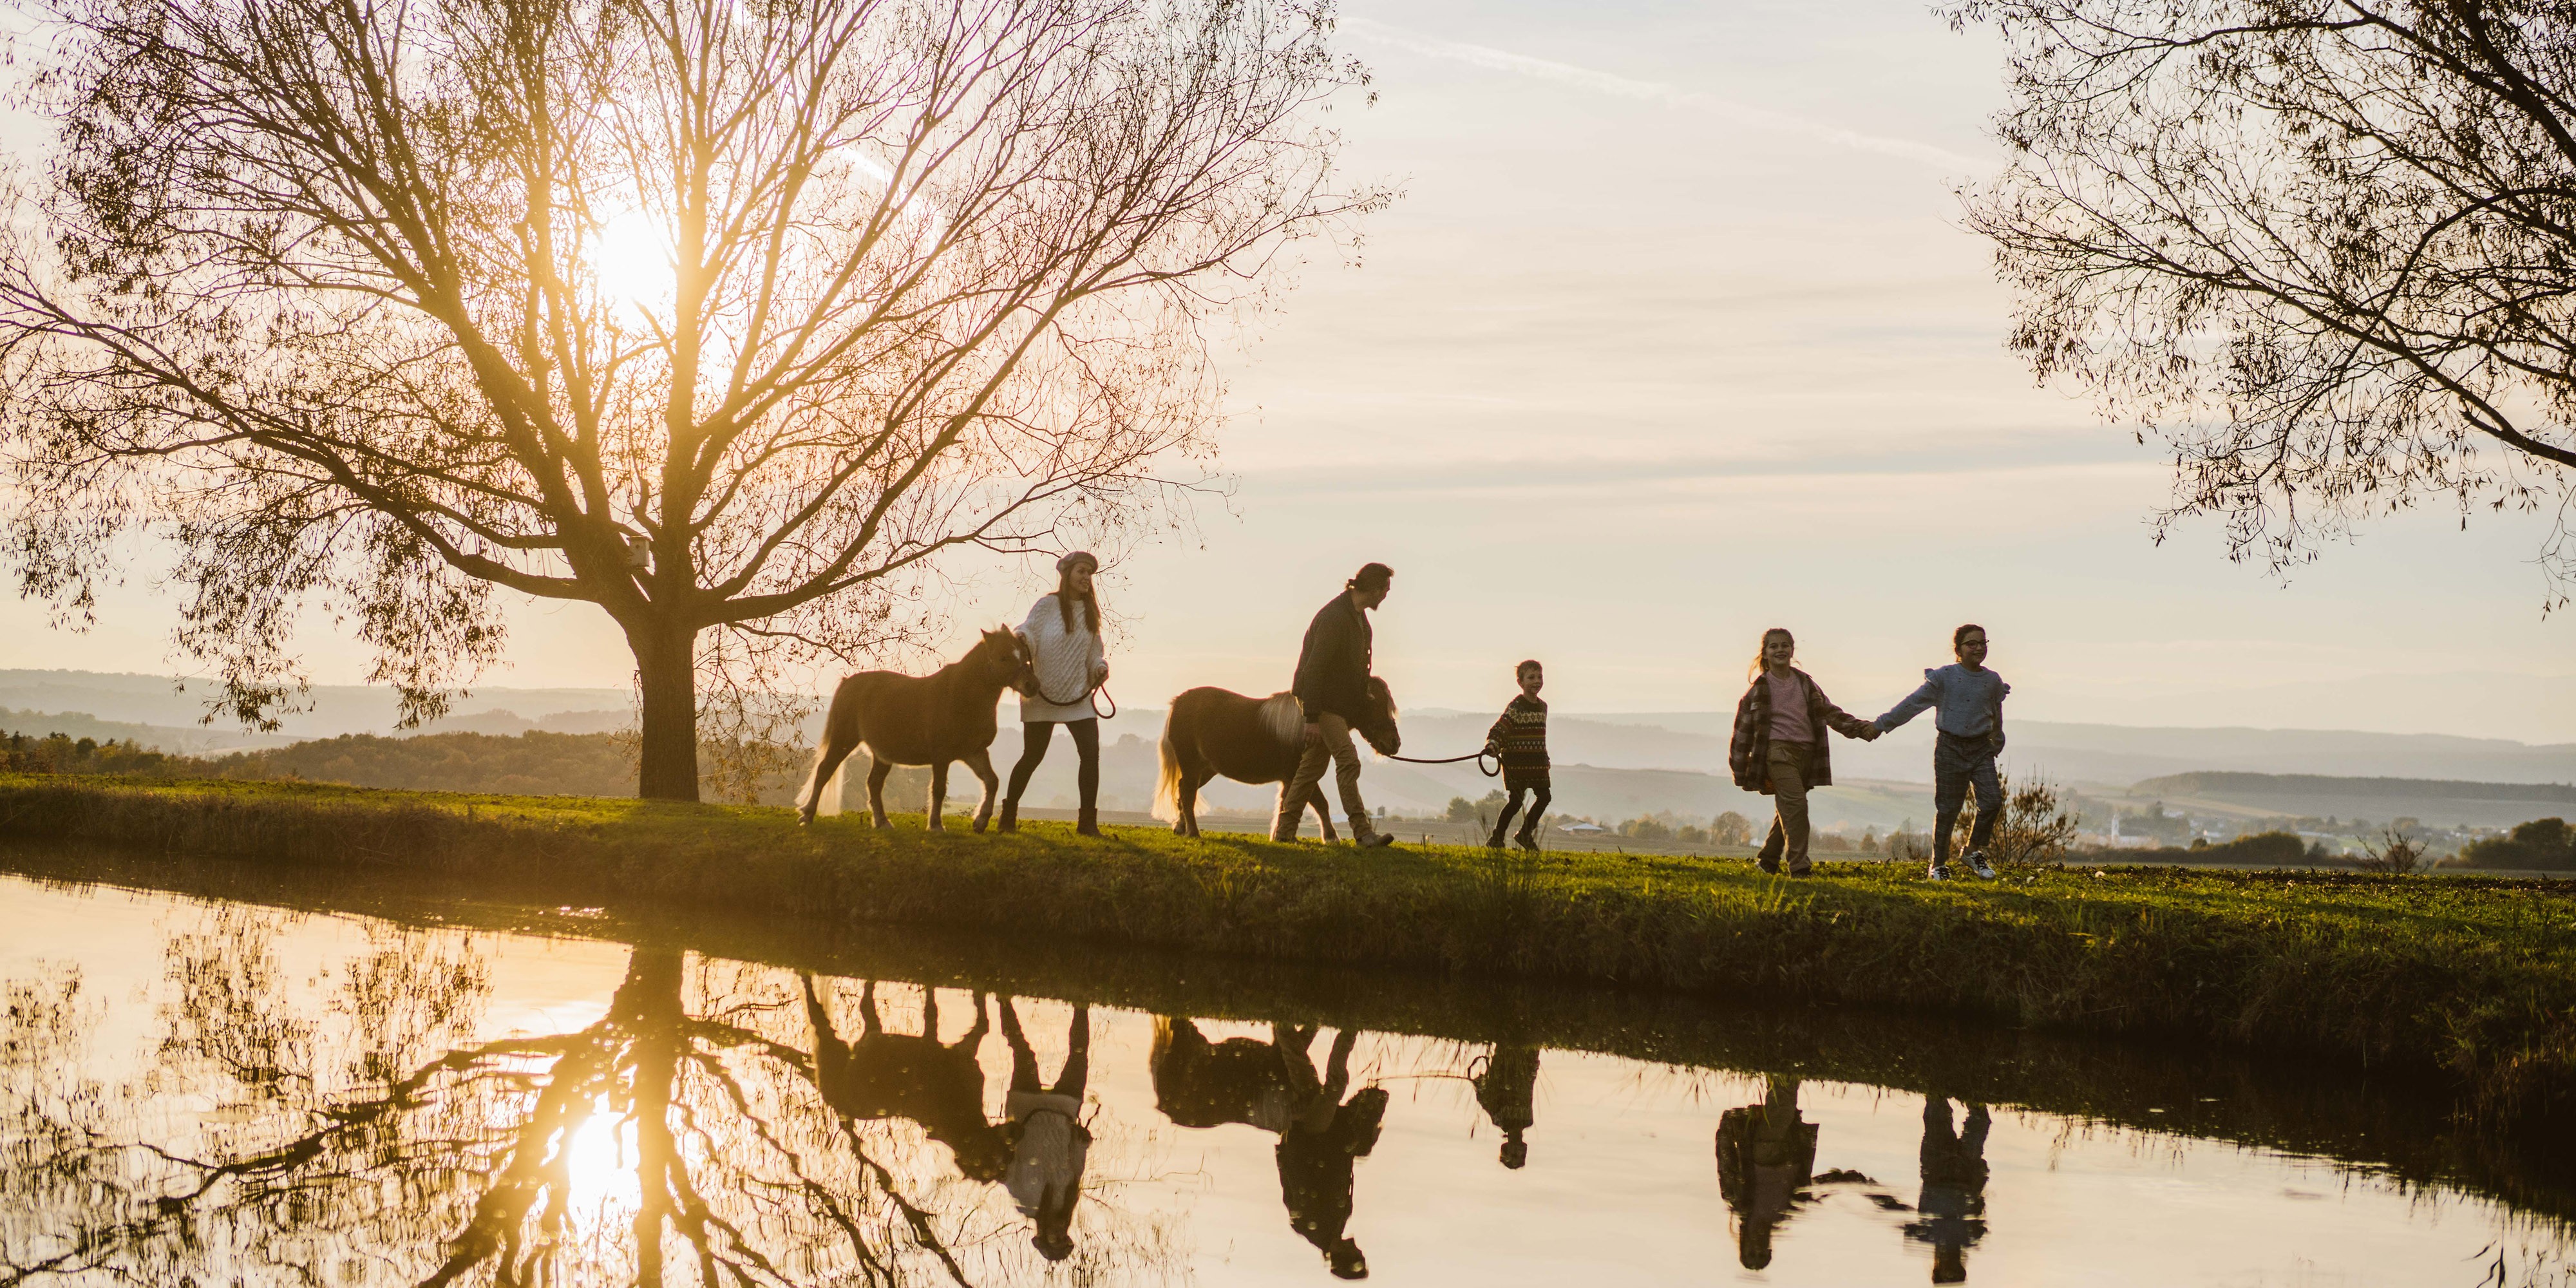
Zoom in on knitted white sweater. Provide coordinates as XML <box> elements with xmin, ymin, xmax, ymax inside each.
<box><xmin>1016</xmin><ymin>594</ymin><xmax>1108</xmax><ymax>723</ymax></box>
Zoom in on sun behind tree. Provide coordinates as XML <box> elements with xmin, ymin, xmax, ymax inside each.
<box><xmin>0</xmin><ymin>0</ymin><xmax>1384</xmax><ymax>799</ymax></box>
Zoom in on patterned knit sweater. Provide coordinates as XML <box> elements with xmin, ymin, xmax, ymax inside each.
<box><xmin>1485</xmin><ymin>694</ymin><xmax>1549</xmax><ymax>768</ymax></box>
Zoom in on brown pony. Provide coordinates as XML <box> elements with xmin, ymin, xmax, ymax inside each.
<box><xmin>1153</xmin><ymin>678</ymin><xmax>1400</xmax><ymax>839</ymax></box>
<box><xmin>799</xmin><ymin>627</ymin><xmax>1028</xmax><ymax>829</ymax></box>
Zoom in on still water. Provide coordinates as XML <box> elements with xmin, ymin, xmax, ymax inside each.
<box><xmin>1</xmin><ymin>856</ymin><xmax>2570</xmax><ymax>1287</ymax></box>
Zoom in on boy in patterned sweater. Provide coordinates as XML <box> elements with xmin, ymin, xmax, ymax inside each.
<box><xmin>1484</xmin><ymin>660</ymin><xmax>1550</xmax><ymax>851</ymax></box>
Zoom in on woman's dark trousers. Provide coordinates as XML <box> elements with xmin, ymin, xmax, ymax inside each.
<box><xmin>1003</xmin><ymin>717</ymin><xmax>1100</xmax><ymax>834</ymax></box>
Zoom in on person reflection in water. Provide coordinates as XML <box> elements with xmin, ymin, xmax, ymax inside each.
<box><xmin>999</xmin><ymin>998</ymin><xmax>1092</xmax><ymax>1262</ymax></box>
<box><xmin>1471</xmin><ymin>1044</ymin><xmax>1540</xmax><ymax>1168</ymax></box>
<box><xmin>1152</xmin><ymin>1018</ymin><xmax>1390</xmax><ymax>1279</ymax></box>
<box><xmin>1714</xmin><ymin>1076</ymin><xmax>1821</xmax><ymax>1270</ymax></box>
<box><xmin>1906</xmin><ymin>1095</ymin><xmax>1992</xmax><ymax>1283</ymax></box>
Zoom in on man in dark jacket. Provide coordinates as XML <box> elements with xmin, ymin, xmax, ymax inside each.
<box><xmin>1274</xmin><ymin>563</ymin><xmax>1394</xmax><ymax>845</ymax></box>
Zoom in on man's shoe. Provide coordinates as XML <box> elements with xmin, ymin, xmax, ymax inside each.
<box><xmin>1076</xmin><ymin>808</ymin><xmax>1100</xmax><ymax>837</ymax></box>
<box><xmin>996</xmin><ymin>800</ymin><xmax>1019</xmax><ymax>834</ymax></box>
<box><xmin>1788</xmin><ymin>861</ymin><xmax>1814</xmax><ymax>878</ymax></box>
<box><xmin>1967</xmin><ymin>851</ymin><xmax>1997</xmax><ymax>880</ymax></box>
<box><xmin>1486</xmin><ymin>834</ymin><xmax>1507</xmax><ymax>851</ymax></box>
<box><xmin>1513</xmin><ymin>831</ymin><xmax>1540</xmax><ymax>853</ymax></box>
<box><xmin>1927</xmin><ymin>864</ymin><xmax>1955</xmax><ymax>882</ymax></box>
<box><xmin>1358</xmin><ymin>833</ymin><xmax>1395</xmax><ymax>848</ymax></box>
<box><xmin>1757</xmin><ymin>855</ymin><xmax>1782</xmax><ymax>875</ymax></box>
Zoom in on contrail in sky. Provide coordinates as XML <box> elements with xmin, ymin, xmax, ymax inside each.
<box><xmin>1341</xmin><ymin>18</ymin><xmax>1995</xmax><ymax>175</ymax></box>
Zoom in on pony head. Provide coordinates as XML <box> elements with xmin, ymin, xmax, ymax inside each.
<box><xmin>1352</xmin><ymin>676</ymin><xmax>1401</xmax><ymax>755</ymax></box>
<box><xmin>971</xmin><ymin>627</ymin><xmax>1028</xmax><ymax>688</ymax></box>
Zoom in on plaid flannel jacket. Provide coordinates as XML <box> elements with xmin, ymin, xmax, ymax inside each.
<box><xmin>1727</xmin><ymin>668</ymin><xmax>1874</xmax><ymax>795</ymax></box>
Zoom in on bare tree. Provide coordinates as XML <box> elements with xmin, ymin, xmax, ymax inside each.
<box><xmin>1953</xmin><ymin>1</ymin><xmax>2576</xmax><ymax>596</ymax></box>
<box><xmin>0</xmin><ymin>0</ymin><xmax>1383</xmax><ymax>798</ymax></box>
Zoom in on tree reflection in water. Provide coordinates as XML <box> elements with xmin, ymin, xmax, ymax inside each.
<box><xmin>0</xmin><ymin>908</ymin><xmax>1183</xmax><ymax>1285</ymax></box>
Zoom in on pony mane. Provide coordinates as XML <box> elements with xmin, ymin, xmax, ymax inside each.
<box><xmin>1260</xmin><ymin>692</ymin><xmax>1303</xmax><ymax>746</ymax></box>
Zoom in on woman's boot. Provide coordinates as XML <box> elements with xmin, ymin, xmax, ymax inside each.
<box><xmin>998</xmin><ymin>798</ymin><xmax>1019</xmax><ymax>833</ymax></box>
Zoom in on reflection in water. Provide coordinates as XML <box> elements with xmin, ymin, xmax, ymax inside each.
<box><xmin>1714</xmin><ymin>1075</ymin><xmax>1821</xmax><ymax>1269</ymax></box>
<box><xmin>3</xmin><ymin>869</ymin><xmax>2574</xmax><ymax>1286</ymax></box>
<box><xmin>1908</xmin><ymin>1095</ymin><xmax>1993</xmax><ymax>1283</ymax></box>
<box><xmin>999</xmin><ymin>997</ymin><xmax>1092</xmax><ymax>1262</ymax></box>
<box><xmin>1151</xmin><ymin>1018</ymin><xmax>1389</xmax><ymax>1278</ymax></box>
<box><xmin>1470</xmin><ymin>1044</ymin><xmax>1539</xmax><ymax>1170</ymax></box>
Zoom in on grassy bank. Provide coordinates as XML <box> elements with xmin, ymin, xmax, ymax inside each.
<box><xmin>6</xmin><ymin>772</ymin><xmax>2576</xmax><ymax>1134</ymax></box>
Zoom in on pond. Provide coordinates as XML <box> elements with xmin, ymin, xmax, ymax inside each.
<box><xmin>1</xmin><ymin>846</ymin><xmax>2570</xmax><ymax>1286</ymax></box>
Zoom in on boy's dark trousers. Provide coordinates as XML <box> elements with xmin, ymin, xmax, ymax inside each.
<box><xmin>1489</xmin><ymin>779</ymin><xmax>1549</xmax><ymax>846</ymax></box>
<box><xmin>1932</xmin><ymin>731</ymin><xmax>2003</xmax><ymax>865</ymax></box>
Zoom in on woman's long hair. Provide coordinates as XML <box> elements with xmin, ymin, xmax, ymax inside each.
<box><xmin>1056</xmin><ymin>566</ymin><xmax>1099</xmax><ymax>635</ymax></box>
<box><xmin>1747</xmin><ymin>628</ymin><xmax>1794</xmax><ymax>683</ymax></box>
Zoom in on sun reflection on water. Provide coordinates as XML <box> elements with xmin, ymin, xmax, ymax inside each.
<box><xmin>561</xmin><ymin>1099</ymin><xmax>641</xmax><ymax>1230</ymax></box>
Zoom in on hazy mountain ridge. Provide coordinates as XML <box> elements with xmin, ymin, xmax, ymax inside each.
<box><xmin>8</xmin><ymin>671</ymin><xmax>2573</xmax><ymax>831</ymax></box>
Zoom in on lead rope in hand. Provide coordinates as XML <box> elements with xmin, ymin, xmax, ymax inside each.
<box><xmin>1381</xmin><ymin>748</ymin><xmax>1501</xmax><ymax>777</ymax></box>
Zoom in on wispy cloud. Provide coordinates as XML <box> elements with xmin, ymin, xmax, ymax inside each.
<box><xmin>1342</xmin><ymin>17</ymin><xmax>1994</xmax><ymax>174</ymax></box>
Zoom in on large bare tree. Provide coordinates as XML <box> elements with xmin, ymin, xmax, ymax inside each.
<box><xmin>0</xmin><ymin>0</ymin><xmax>1379</xmax><ymax>798</ymax></box>
<box><xmin>1953</xmin><ymin>1</ymin><xmax>2576</xmax><ymax>595</ymax></box>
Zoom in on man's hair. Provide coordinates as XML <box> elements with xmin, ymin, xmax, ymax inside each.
<box><xmin>1516</xmin><ymin>659</ymin><xmax>1542</xmax><ymax>676</ymax></box>
<box><xmin>1953</xmin><ymin>623</ymin><xmax>1986</xmax><ymax>650</ymax></box>
<box><xmin>1348</xmin><ymin>562</ymin><xmax>1394</xmax><ymax>593</ymax></box>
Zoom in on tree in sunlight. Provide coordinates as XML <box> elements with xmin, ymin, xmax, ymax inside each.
<box><xmin>0</xmin><ymin>0</ymin><xmax>1385</xmax><ymax>799</ymax></box>
<box><xmin>1953</xmin><ymin>1</ymin><xmax>2576</xmax><ymax>600</ymax></box>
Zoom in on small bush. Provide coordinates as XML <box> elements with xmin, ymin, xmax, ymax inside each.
<box><xmin>2358</xmin><ymin>828</ymin><xmax>2429</xmax><ymax>875</ymax></box>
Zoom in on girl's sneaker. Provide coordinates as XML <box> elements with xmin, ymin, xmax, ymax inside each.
<box><xmin>1926</xmin><ymin>864</ymin><xmax>1954</xmax><ymax>881</ymax></box>
<box><xmin>1967</xmin><ymin>852</ymin><xmax>1998</xmax><ymax>880</ymax></box>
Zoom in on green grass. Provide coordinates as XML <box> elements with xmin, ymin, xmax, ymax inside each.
<box><xmin>6</xmin><ymin>772</ymin><xmax>2576</xmax><ymax>1136</ymax></box>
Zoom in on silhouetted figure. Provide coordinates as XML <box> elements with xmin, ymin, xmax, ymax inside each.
<box><xmin>1714</xmin><ymin>1076</ymin><xmax>1820</xmax><ymax>1270</ymax></box>
<box><xmin>801</xmin><ymin>977</ymin><xmax>1009</xmax><ymax>1181</ymax></box>
<box><xmin>1151</xmin><ymin>1018</ymin><xmax>1388</xmax><ymax>1279</ymax></box>
<box><xmin>1904</xmin><ymin>1096</ymin><xmax>1991</xmax><ymax>1283</ymax></box>
<box><xmin>999</xmin><ymin>998</ymin><xmax>1091</xmax><ymax>1262</ymax></box>
<box><xmin>1471</xmin><ymin>1044</ymin><xmax>1540</xmax><ymax>1168</ymax></box>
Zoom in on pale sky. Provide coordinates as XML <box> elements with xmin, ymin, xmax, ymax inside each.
<box><xmin>5</xmin><ymin>0</ymin><xmax>2572</xmax><ymax>742</ymax></box>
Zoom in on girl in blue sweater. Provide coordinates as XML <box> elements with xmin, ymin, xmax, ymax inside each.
<box><xmin>1873</xmin><ymin>625</ymin><xmax>2010</xmax><ymax>881</ymax></box>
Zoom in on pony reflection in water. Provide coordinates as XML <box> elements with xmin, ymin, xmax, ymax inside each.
<box><xmin>1154</xmin><ymin>680</ymin><xmax>1401</xmax><ymax>841</ymax></box>
<box><xmin>1151</xmin><ymin>1017</ymin><xmax>1389</xmax><ymax>1279</ymax></box>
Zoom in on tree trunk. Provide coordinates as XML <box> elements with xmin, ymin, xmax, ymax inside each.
<box><xmin>633</xmin><ymin>620</ymin><xmax>701</xmax><ymax>802</ymax></box>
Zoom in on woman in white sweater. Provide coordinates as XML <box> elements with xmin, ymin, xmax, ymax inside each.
<box><xmin>1000</xmin><ymin>551</ymin><xmax>1110</xmax><ymax>835</ymax></box>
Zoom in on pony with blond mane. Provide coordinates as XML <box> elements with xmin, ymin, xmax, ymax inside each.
<box><xmin>1153</xmin><ymin>679</ymin><xmax>1400</xmax><ymax>838</ymax></box>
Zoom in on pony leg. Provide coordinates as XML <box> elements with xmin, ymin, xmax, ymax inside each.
<box><xmin>962</xmin><ymin>748</ymin><xmax>999</xmax><ymax>833</ymax></box>
<box><xmin>1307</xmin><ymin>782</ymin><xmax>1340</xmax><ymax>842</ymax></box>
<box><xmin>1177</xmin><ymin>771</ymin><xmax>1203</xmax><ymax>838</ymax></box>
<box><xmin>800</xmin><ymin>732</ymin><xmax>860</xmax><ymax>826</ymax></box>
<box><xmin>866</xmin><ymin>759</ymin><xmax>894</xmax><ymax>829</ymax></box>
<box><xmin>928</xmin><ymin>761</ymin><xmax>951</xmax><ymax>831</ymax></box>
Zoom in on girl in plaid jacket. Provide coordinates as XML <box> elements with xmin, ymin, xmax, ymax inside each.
<box><xmin>1726</xmin><ymin>628</ymin><xmax>1879</xmax><ymax>876</ymax></box>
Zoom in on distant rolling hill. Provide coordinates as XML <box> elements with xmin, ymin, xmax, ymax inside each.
<box><xmin>2124</xmin><ymin>772</ymin><xmax>2576</xmax><ymax>829</ymax></box>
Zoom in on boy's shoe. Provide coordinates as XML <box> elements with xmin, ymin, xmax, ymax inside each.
<box><xmin>1788</xmin><ymin>860</ymin><xmax>1814</xmax><ymax>878</ymax></box>
<box><xmin>1486</xmin><ymin>835</ymin><xmax>1506</xmax><ymax>851</ymax></box>
<box><xmin>1357</xmin><ymin>833</ymin><xmax>1396</xmax><ymax>848</ymax></box>
<box><xmin>1757</xmin><ymin>855</ymin><xmax>1783</xmax><ymax>875</ymax></box>
<box><xmin>1966</xmin><ymin>851</ymin><xmax>1998</xmax><ymax>880</ymax></box>
<box><xmin>1926</xmin><ymin>864</ymin><xmax>1955</xmax><ymax>882</ymax></box>
<box><xmin>1513</xmin><ymin>832</ymin><xmax>1540</xmax><ymax>853</ymax></box>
